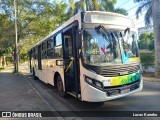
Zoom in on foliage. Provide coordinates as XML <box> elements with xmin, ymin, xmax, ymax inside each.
<box><xmin>0</xmin><ymin>13</ymin><xmax>14</xmax><ymax>56</ymax></box>
<box><xmin>140</xmin><ymin>52</ymin><xmax>155</xmax><ymax>66</ymax></box>
<box><xmin>0</xmin><ymin>0</ymin><xmax>128</xmax><ymax>63</ymax></box>
<box><xmin>0</xmin><ymin>0</ymin><xmax>57</xmax><ymax>58</ymax></box>
<box><xmin>138</xmin><ymin>32</ymin><xmax>154</xmax><ymax>50</ymax></box>
<box><xmin>114</xmin><ymin>8</ymin><xmax>128</xmax><ymax>16</ymax></box>
<box><xmin>47</xmin><ymin>0</ymin><xmax>68</xmax><ymax>26</ymax></box>
<box><xmin>134</xmin><ymin>0</ymin><xmax>152</xmax><ymax>25</ymax></box>
<box><xmin>101</xmin><ymin>0</ymin><xmax>128</xmax><ymax>16</ymax></box>
<box><xmin>19</xmin><ymin>52</ymin><xmax>28</xmax><ymax>63</ymax></box>
<box><xmin>6</xmin><ymin>57</ymin><xmax>13</xmax><ymax>65</ymax></box>
<box><xmin>67</xmin><ymin>0</ymin><xmax>128</xmax><ymax>18</ymax></box>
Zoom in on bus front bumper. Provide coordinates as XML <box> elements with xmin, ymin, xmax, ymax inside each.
<box><xmin>82</xmin><ymin>78</ymin><xmax>143</xmax><ymax>102</ymax></box>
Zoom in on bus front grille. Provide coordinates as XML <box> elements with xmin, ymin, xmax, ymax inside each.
<box><xmin>100</xmin><ymin>64</ymin><xmax>140</xmax><ymax>77</ymax></box>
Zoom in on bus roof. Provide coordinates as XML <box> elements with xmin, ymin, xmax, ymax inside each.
<box><xmin>29</xmin><ymin>11</ymin><xmax>134</xmax><ymax>51</ymax></box>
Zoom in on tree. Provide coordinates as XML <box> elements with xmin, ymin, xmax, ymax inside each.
<box><xmin>67</xmin><ymin>0</ymin><xmax>84</xmax><ymax>17</ymax></box>
<box><xmin>152</xmin><ymin>0</ymin><xmax>160</xmax><ymax>78</ymax></box>
<box><xmin>0</xmin><ymin>13</ymin><xmax>14</xmax><ymax>57</ymax></box>
<box><xmin>0</xmin><ymin>0</ymin><xmax>55</xmax><ymax>57</ymax></box>
<box><xmin>47</xmin><ymin>0</ymin><xmax>68</xmax><ymax>26</ymax></box>
<box><xmin>138</xmin><ymin>32</ymin><xmax>154</xmax><ymax>50</ymax></box>
<box><xmin>67</xmin><ymin>0</ymin><xmax>128</xmax><ymax>18</ymax></box>
<box><xmin>87</xmin><ymin>0</ymin><xmax>100</xmax><ymax>11</ymax></box>
<box><xmin>134</xmin><ymin>0</ymin><xmax>152</xmax><ymax>25</ymax></box>
<box><xmin>0</xmin><ymin>0</ymin><xmax>70</xmax><ymax>63</ymax></box>
<box><xmin>67</xmin><ymin>0</ymin><xmax>100</xmax><ymax>17</ymax></box>
<box><xmin>101</xmin><ymin>0</ymin><xmax>128</xmax><ymax>15</ymax></box>
<box><xmin>114</xmin><ymin>8</ymin><xmax>128</xmax><ymax>16</ymax></box>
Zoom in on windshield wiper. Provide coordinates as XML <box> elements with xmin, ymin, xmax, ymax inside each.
<box><xmin>95</xmin><ymin>25</ymin><xmax>113</xmax><ymax>47</ymax></box>
<box><xmin>95</xmin><ymin>25</ymin><xmax>107</xmax><ymax>32</ymax></box>
<box><xmin>120</xmin><ymin>28</ymin><xmax>130</xmax><ymax>50</ymax></box>
<box><xmin>95</xmin><ymin>25</ymin><xmax>119</xmax><ymax>59</ymax></box>
<box><xmin>122</xmin><ymin>28</ymin><xmax>130</xmax><ymax>44</ymax></box>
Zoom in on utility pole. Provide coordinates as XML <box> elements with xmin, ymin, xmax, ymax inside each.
<box><xmin>14</xmin><ymin>0</ymin><xmax>18</xmax><ymax>73</ymax></box>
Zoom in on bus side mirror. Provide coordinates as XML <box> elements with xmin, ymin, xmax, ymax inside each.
<box><xmin>76</xmin><ymin>31</ymin><xmax>82</xmax><ymax>49</ymax></box>
<box><xmin>124</xmin><ymin>28</ymin><xmax>130</xmax><ymax>37</ymax></box>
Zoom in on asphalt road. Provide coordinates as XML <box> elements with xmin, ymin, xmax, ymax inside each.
<box><xmin>0</xmin><ymin>65</ymin><xmax>160</xmax><ymax>120</ymax></box>
<box><xmin>26</xmin><ymin>76</ymin><xmax>160</xmax><ymax>111</ymax></box>
<box><xmin>20</xmin><ymin>64</ymin><xmax>160</xmax><ymax>120</ymax></box>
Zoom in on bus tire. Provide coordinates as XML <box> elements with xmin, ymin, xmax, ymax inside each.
<box><xmin>57</xmin><ymin>76</ymin><xmax>67</xmax><ymax>98</ymax></box>
<box><xmin>33</xmin><ymin>68</ymin><xmax>38</xmax><ymax>80</ymax></box>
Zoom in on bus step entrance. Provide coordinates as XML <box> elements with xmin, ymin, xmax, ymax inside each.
<box><xmin>67</xmin><ymin>91</ymin><xmax>81</xmax><ymax>99</ymax></box>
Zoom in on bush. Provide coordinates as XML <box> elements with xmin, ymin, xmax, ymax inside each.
<box><xmin>140</xmin><ymin>52</ymin><xmax>155</xmax><ymax>66</ymax></box>
<box><xmin>6</xmin><ymin>57</ymin><xmax>13</xmax><ymax>65</ymax></box>
<box><xmin>20</xmin><ymin>52</ymin><xmax>28</xmax><ymax>63</ymax></box>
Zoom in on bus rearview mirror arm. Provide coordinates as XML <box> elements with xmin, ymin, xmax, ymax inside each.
<box><xmin>76</xmin><ymin>29</ymin><xmax>83</xmax><ymax>49</ymax></box>
<box><xmin>124</xmin><ymin>28</ymin><xmax>130</xmax><ymax>36</ymax></box>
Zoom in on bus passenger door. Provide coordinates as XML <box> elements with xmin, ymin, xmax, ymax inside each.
<box><xmin>63</xmin><ymin>26</ymin><xmax>80</xmax><ymax>98</ymax></box>
<box><xmin>63</xmin><ymin>35</ymin><xmax>75</xmax><ymax>92</ymax></box>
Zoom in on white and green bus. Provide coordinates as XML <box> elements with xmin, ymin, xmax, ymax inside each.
<box><xmin>28</xmin><ymin>11</ymin><xmax>143</xmax><ymax>102</ymax></box>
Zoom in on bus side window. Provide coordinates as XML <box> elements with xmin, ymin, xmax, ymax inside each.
<box><xmin>47</xmin><ymin>38</ymin><xmax>54</xmax><ymax>59</ymax></box>
<box><xmin>42</xmin><ymin>42</ymin><xmax>47</xmax><ymax>59</ymax></box>
<box><xmin>54</xmin><ymin>33</ymin><xmax>63</xmax><ymax>58</ymax></box>
<box><xmin>35</xmin><ymin>47</ymin><xmax>38</xmax><ymax>60</ymax></box>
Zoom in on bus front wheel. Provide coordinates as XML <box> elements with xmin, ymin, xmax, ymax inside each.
<box><xmin>57</xmin><ymin>76</ymin><xmax>67</xmax><ymax>98</ymax></box>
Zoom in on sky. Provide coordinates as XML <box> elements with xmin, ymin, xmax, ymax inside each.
<box><xmin>114</xmin><ymin>0</ymin><xmax>145</xmax><ymax>29</ymax></box>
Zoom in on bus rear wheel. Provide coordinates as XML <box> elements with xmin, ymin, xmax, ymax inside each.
<box><xmin>57</xmin><ymin>76</ymin><xmax>67</xmax><ymax>98</ymax></box>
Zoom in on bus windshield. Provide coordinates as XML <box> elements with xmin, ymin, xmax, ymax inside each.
<box><xmin>82</xmin><ymin>28</ymin><xmax>139</xmax><ymax>66</ymax></box>
<box><xmin>120</xmin><ymin>31</ymin><xmax>139</xmax><ymax>58</ymax></box>
<box><xmin>82</xmin><ymin>28</ymin><xmax>121</xmax><ymax>65</ymax></box>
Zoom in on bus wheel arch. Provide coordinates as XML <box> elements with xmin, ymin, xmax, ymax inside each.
<box><xmin>54</xmin><ymin>72</ymin><xmax>67</xmax><ymax>97</ymax></box>
<box><xmin>54</xmin><ymin>72</ymin><xmax>60</xmax><ymax>88</ymax></box>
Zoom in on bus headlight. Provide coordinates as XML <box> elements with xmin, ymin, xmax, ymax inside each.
<box><xmin>86</xmin><ymin>77</ymin><xmax>93</xmax><ymax>84</ymax></box>
<box><xmin>85</xmin><ymin>76</ymin><xmax>104</xmax><ymax>90</ymax></box>
<box><xmin>95</xmin><ymin>81</ymin><xmax>102</xmax><ymax>88</ymax></box>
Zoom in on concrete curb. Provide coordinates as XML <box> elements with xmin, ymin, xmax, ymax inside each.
<box><xmin>143</xmin><ymin>77</ymin><xmax>160</xmax><ymax>82</ymax></box>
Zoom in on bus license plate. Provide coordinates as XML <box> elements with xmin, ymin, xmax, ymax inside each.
<box><xmin>121</xmin><ymin>88</ymin><xmax>130</xmax><ymax>94</ymax></box>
